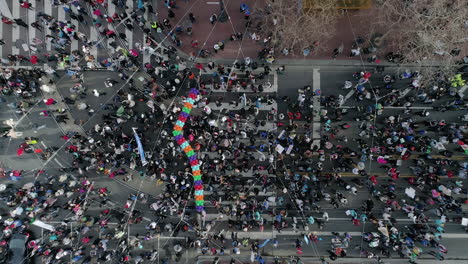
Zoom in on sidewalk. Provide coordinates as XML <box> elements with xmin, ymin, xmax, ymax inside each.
<box><xmin>157</xmin><ymin>0</ymin><xmax>262</xmax><ymax>59</ymax></box>
<box><xmin>157</xmin><ymin>1</ymin><xmax>392</xmax><ymax>62</ymax></box>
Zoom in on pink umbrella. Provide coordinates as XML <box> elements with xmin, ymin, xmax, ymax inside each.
<box><xmin>129</xmin><ymin>49</ymin><xmax>139</xmax><ymax>57</ymax></box>
<box><xmin>377</xmin><ymin>156</ymin><xmax>387</xmax><ymax>164</ymax></box>
<box><xmin>17</xmin><ymin>148</ymin><xmax>24</xmax><ymax>156</ymax></box>
<box><xmin>30</xmin><ymin>55</ymin><xmax>38</xmax><ymax>64</ymax></box>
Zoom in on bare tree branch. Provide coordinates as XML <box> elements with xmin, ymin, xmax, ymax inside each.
<box><xmin>254</xmin><ymin>0</ymin><xmax>342</xmax><ymax>54</ymax></box>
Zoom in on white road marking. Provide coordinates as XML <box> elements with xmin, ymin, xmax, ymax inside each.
<box><xmin>57</xmin><ymin>3</ymin><xmax>65</xmax><ymax>22</ymax></box>
<box><xmin>53</xmin><ymin>158</ymin><xmax>64</xmax><ymax>167</ymax></box>
<box><xmin>458</xmin><ymin>84</ymin><xmax>467</xmax><ymax>98</ymax></box>
<box><xmin>107</xmin><ymin>0</ymin><xmax>116</xmax><ymax>52</ymax></box>
<box><xmin>44</xmin><ymin>0</ymin><xmax>52</xmax><ymax>51</ymax></box>
<box><xmin>40</xmin><ymin>141</ymin><xmax>47</xmax><ymax>149</ymax></box>
<box><xmin>399</xmin><ymin>88</ymin><xmax>411</xmax><ymax>98</ymax></box>
<box><xmin>272</xmin><ymin>71</ymin><xmax>278</xmax><ymax>92</ymax></box>
<box><xmin>339</xmin><ymin>106</ymin><xmax>434</xmax><ymax>110</ymax></box>
<box><xmin>126</xmin><ymin>0</ymin><xmax>133</xmax><ymax>50</ymax></box>
<box><xmin>207</xmin><ymin>102</ymin><xmax>275</xmax><ymax>111</ymax></box>
<box><xmin>342</xmin><ymin>89</ymin><xmax>355</xmax><ymax>105</ymax></box>
<box><xmin>0</xmin><ymin>0</ymin><xmax>13</xmax><ymax>19</ymax></box>
<box><xmin>206</xmin><ymin>2</ymin><xmax>220</xmax><ymax>4</ymax></box>
<box><xmin>0</xmin><ymin>11</ymin><xmax>3</xmax><ymax>56</ymax></box>
<box><xmin>12</xmin><ymin>0</ymin><xmax>20</xmax><ymax>55</ymax></box>
<box><xmin>222</xmin><ymin>231</ymin><xmax>468</xmax><ymax>239</ymax></box>
<box><xmin>28</xmin><ymin>0</ymin><xmax>36</xmax><ymax>53</ymax></box>
<box><xmin>89</xmin><ymin>24</ymin><xmax>99</xmax><ymax>58</ymax></box>
<box><xmin>70</xmin><ymin>7</ymin><xmax>79</xmax><ymax>51</ymax></box>
<box><xmin>142</xmin><ymin>1</ymin><xmax>150</xmax><ymax>64</ymax></box>
<box><xmin>312</xmin><ymin>68</ymin><xmax>321</xmax><ymax>147</ymax></box>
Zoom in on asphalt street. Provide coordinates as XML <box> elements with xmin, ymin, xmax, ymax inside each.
<box><xmin>0</xmin><ymin>63</ymin><xmax>467</xmax><ymax>263</ymax></box>
<box><xmin>0</xmin><ymin>0</ymin><xmax>167</xmax><ymax>67</ymax></box>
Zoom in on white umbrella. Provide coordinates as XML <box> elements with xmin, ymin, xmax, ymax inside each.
<box><xmin>221</xmin><ymin>139</ymin><xmax>231</xmax><ymax>147</ymax></box>
<box><xmin>3</xmin><ymin>118</ymin><xmax>17</xmax><ymax>128</ymax></box>
<box><xmin>173</xmin><ymin>244</ymin><xmax>182</xmax><ymax>252</ymax></box>
<box><xmin>462</xmin><ymin>218</ymin><xmax>468</xmax><ymax>226</ymax></box>
<box><xmin>405</xmin><ymin>187</ymin><xmax>416</xmax><ymax>199</ymax></box>
<box><xmin>77</xmin><ymin>102</ymin><xmax>88</xmax><ymax>110</ymax></box>
<box><xmin>378</xmin><ymin>227</ymin><xmax>389</xmax><ymax>238</ymax></box>
<box><xmin>23</xmin><ymin>182</ymin><xmax>34</xmax><ymax>190</ymax></box>
<box><xmin>357</xmin><ymin>162</ymin><xmax>365</xmax><ymax>170</ymax></box>
<box><xmin>40</xmin><ymin>84</ymin><xmax>53</xmax><ymax>93</ymax></box>
<box><xmin>14</xmin><ymin>207</ymin><xmax>24</xmax><ymax>216</ymax></box>
<box><xmin>0</xmin><ymin>184</ymin><xmax>6</xmax><ymax>192</ymax></box>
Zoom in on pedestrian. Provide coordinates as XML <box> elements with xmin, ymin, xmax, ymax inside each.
<box><xmin>20</xmin><ymin>1</ymin><xmax>33</xmax><ymax>10</ymax></box>
<box><xmin>244</xmin><ymin>9</ymin><xmax>251</xmax><ymax>20</ymax></box>
<box><xmin>2</xmin><ymin>16</ymin><xmax>14</xmax><ymax>25</ymax></box>
<box><xmin>189</xmin><ymin>13</ymin><xmax>196</xmax><ymax>23</ymax></box>
<box><xmin>218</xmin><ymin>41</ymin><xmax>224</xmax><ymax>50</ymax></box>
<box><xmin>168</xmin><ymin>9</ymin><xmax>175</xmax><ymax>18</ymax></box>
<box><xmin>31</xmin><ymin>21</ymin><xmax>43</xmax><ymax>32</ymax></box>
<box><xmin>14</xmin><ymin>18</ymin><xmax>28</xmax><ymax>28</ymax></box>
<box><xmin>210</xmin><ymin>14</ymin><xmax>217</xmax><ymax>25</ymax></box>
<box><xmin>213</xmin><ymin>43</ymin><xmax>220</xmax><ymax>53</ymax></box>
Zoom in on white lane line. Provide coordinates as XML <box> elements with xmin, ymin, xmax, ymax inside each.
<box><xmin>207</xmin><ymin>102</ymin><xmax>275</xmax><ymax>111</ymax></box>
<box><xmin>0</xmin><ymin>0</ymin><xmax>13</xmax><ymax>19</ymax></box>
<box><xmin>44</xmin><ymin>0</ymin><xmax>52</xmax><ymax>51</ymax></box>
<box><xmin>40</xmin><ymin>141</ymin><xmax>47</xmax><ymax>149</ymax></box>
<box><xmin>70</xmin><ymin>7</ymin><xmax>79</xmax><ymax>51</ymax></box>
<box><xmin>53</xmin><ymin>158</ymin><xmax>64</xmax><ymax>167</ymax></box>
<box><xmin>272</xmin><ymin>71</ymin><xmax>278</xmax><ymax>93</ymax></box>
<box><xmin>57</xmin><ymin>3</ymin><xmax>65</xmax><ymax>22</ymax></box>
<box><xmin>221</xmin><ymin>231</ymin><xmax>468</xmax><ymax>239</ymax></box>
<box><xmin>208</xmin><ymin>84</ymin><xmax>276</xmax><ymax>93</ymax></box>
<box><xmin>312</xmin><ymin>68</ymin><xmax>321</xmax><ymax>147</ymax></box>
<box><xmin>338</xmin><ymin>106</ymin><xmax>434</xmax><ymax>110</ymax></box>
<box><xmin>0</xmin><ymin>11</ymin><xmax>3</xmax><ymax>56</ymax></box>
<box><xmin>28</xmin><ymin>0</ymin><xmax>36</xmax><ymax>53</ymax></box>
<box><xmin>458</xmin><ymin>84</ymin><xmax>467</xmax><ymax>98</ymax></box>
<box><xmin>56</xmin><ymin>5</ymin><xmax>66</xmax><ymax>57</ymax></box>
<box><xmin>12</xmin><ymin>0</ymin><xmax>20</xmax><ymax>55</ymax></box>
<box><xmin>206</xmin><ymin>2</ymin><xmax>220</xmax><ymax>4</ymax></box>
<box><xmin>107</xmin><ymin>0</ymin><xmax>116</xmax><ymax>52</ymax></box>
<box><xmin>342</xmin><ymin>89</ymin><xmax>355</xmax><ymax>105</ymax></box>
<box><xmin>142</xmin><ymin>2</ymin><xmax>150</xmax><ymax>64</ymax></box>
<box><xmin>399</xmin><ymin>88</ymin><xmax>411</xmax><ymax>98</ymax></box>
<box><xmin>89</xmin><ymin>25</ymin><xmax>99</xmax><ymax>58</ymax></box>
<box><xmin>126</xmin><ymin>0</ymin><xmax>133</xmax><ymax>50</ymax></box>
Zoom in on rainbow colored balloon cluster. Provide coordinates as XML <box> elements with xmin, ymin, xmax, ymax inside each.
<box><xmin>172</xmin><ymin>88</ymin><xmax>204</xmax><ymax>212</ymax></box>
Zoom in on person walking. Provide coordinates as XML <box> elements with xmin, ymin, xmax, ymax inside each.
<box><xmin>14</xmin><ymin>18</ymin><xmax>28</xmax><ymax>28</ymax></box>
<box><xmin>210</xmin><ymin>14</ymin><xmax>217</xmax><ymax>25</ymax></box>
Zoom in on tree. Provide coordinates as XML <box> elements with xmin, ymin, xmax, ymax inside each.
<box><xmin>255</xmin><ymin>0</ymin><xmax>341</xmax><ymax>55</ymax></box>
<box><xmin>373</xmin><ymin>0</ymin><xmax>467</xmax><ymax>82</ymax></box>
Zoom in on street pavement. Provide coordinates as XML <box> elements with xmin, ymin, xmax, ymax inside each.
<box><xmin>0</xmin><ymin>60</ymin><xmax>467</xmax><ymax>263</ymax></box>
<box><xmin>0</xmin><ymin>0</ymin><xmax>163</xmax><ymax>66</ymax></box>
<box><xmin>0</xmin><ymin>1</ymin><xmax>466</xmax><ymax>264</ymax></box>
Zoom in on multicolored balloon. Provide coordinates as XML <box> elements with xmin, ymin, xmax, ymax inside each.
<box><xmin>173</xmin><ymin>88</ymin><xmax>204</xmax><ymax>212</ymax></box>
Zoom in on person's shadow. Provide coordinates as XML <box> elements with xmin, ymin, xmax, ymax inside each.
<box><xmin>163</xmin><ymin>244</ymin><xmax>172</xmax><ymax>260</ymax></box>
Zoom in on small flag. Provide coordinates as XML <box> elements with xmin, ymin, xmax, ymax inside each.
<box><xmin>258</xmin><ymin>239</ymin><xmax>270</xmax><ymax>248</ymax></box>
<box><xmin>133</xmin><ymin>129</ymin><xmax>147</xmax><ymax>166</ymax></box>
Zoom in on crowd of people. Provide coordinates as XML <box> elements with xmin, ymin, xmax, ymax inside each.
<box><xmin>0</xmin><ymin>0</ymin><xmax>467</xmax><ymax>264</ymax></box>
